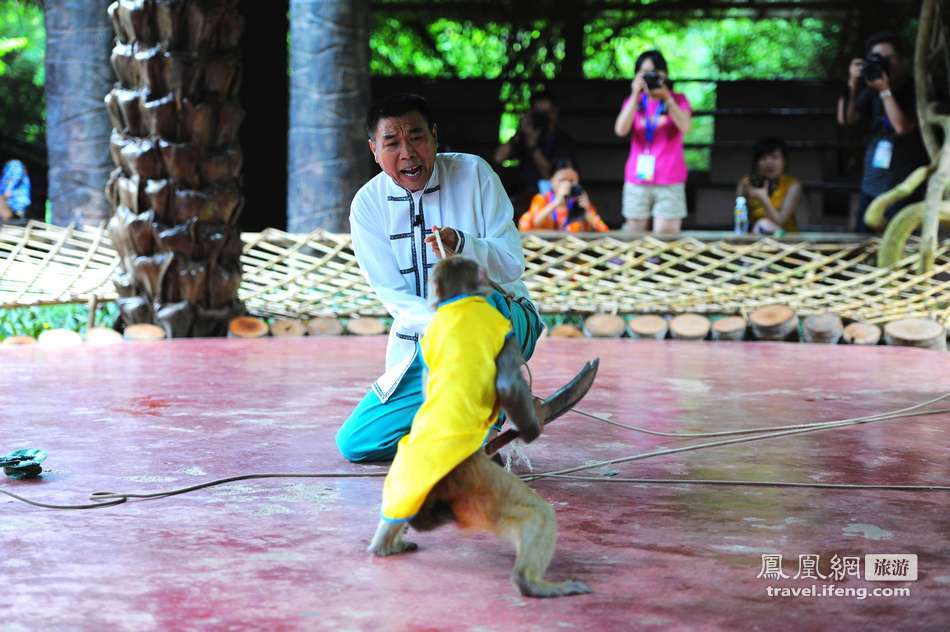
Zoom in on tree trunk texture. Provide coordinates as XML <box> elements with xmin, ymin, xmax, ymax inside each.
<box><xmin>45</xmin><ymin>0</ymin><xmax>115</xmax><ymax>226</ymax></box>
<box><xmin>104</xmin><ymin>0</ymin><xmax>246</xmax><ymax>337</ymax></box>
<box><xmin>287</xmin><ymin>0</ymin><xmax>372</xmax><ymax>233</ymax></box>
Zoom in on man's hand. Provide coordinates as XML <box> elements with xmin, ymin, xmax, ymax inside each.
<box><xmin>576</xmin><ymin>191</ymin><xmax>592</xmax><ymax>210</ymax></box>
<box><xmin>425</xmin><ymin>225</ymin><xmax>459</xmax><ymax>259</ymax></box>
<box><xmin>631</xmin><ymin>72</ymin><xmax>647</xmax><ymax>98</ymax></box>
<box><xmin>867</xmin><ymin>71</ymin><xmax>891</xmax><ymax>93</ymax></box>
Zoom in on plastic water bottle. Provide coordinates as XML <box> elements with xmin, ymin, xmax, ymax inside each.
<box><xmin>733</xmin><ymin>196</ymin><xmax>748</xmax><ymax>235</ymax></box>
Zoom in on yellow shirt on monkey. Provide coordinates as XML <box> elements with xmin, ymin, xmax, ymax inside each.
<box><xmin>381</xmin><ymin>294</ymin><xmax>512</xmax><ymax>522</ymax></box>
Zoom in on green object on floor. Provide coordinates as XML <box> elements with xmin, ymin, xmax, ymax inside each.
<box><xmin>1</xmin><ymin>448</ymin><xmax>48</xmax><ymax>479</ymax></box>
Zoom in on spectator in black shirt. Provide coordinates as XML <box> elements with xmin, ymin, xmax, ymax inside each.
<box><xmin>837</xmin><ymin>32</ymin><xmax>929</xmax><ymax>233</ymax></box>
<box><xmin>494</xmin><ymin>90</ymin><xmax>577</xmax><ymax>215</ymax></box>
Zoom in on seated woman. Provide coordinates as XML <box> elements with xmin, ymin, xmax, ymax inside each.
<box><xmin>736</xmin><ymin>137</ymin><xmax>802</xmax><ymax>234</ymax></box>
<box><xmin>518</xmin><ymin>160</ymin><xmax>609</xmax><ymax>233</ymax></box>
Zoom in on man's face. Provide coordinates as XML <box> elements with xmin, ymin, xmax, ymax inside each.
<box><xmin>369</xmin><ymin>111</ymin><xmax>438</xmax><ymax>192</ymax></box>
<box><xmin>870</xmin><ymin>42</ymin><xmax>901</xmax><ymax>78</ymax></box>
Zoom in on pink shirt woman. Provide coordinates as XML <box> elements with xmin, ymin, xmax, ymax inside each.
<box><xmin>614</xmin><ymin>50</ymin><xmax>692</xmax><ymax>235</ymax></box>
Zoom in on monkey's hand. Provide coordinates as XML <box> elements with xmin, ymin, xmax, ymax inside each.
<box><xmin>368</xmin><ymin>519</ymin><xmax>419</xmax><ymax>557</ymax></box>
<box><xmin>495</xmin><ymin>335</ymin><xmax>541</xmax><ymax>443</ymax></box>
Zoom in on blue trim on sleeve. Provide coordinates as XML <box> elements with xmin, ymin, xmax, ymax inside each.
<box><xmin>381</xmin><ymin>511</ymin><xmax>416</xmax><ymax>524</ymax></box>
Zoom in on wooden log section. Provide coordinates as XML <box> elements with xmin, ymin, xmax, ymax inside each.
<box><xmin>124</xmin><ymin>323</ymin><xmax>167</xmax><ymax>341</ymax></box>
<box><xmin>883</xmin><ymin>318</ymin><xmax>947</xmax><ymax>351</ymax></box>
<box><xmin>84</xmin><ymin>327</ymin><xmax>124</xmax><ymax>345</ymax></box>
<box><xmin>2</xmin><ymin>335</ymin><xmax>37</xmax><ymax>346</ymax></box>
<box><xmin>750</xmin><ymin>304</ymin><xmax>798</xmax><ymax>341</ymax></box>
<box><xmin>842</xmin><ymin>322</ymin><xmax>882</xmax><ymax>345</ymax></box>
<box><xmin>669</xmin><ymin>314</ymin><xmax>711</xmax><ymax>341</ymax></box>
<box><xmin>627</xmin><ymin>315</ymin><xmax>668</xmax><ymax>340</ymax></box>
<box><xmin>712</xmin><ymin>315</ymin><xmax>747</xmax><ymax>341</ymax></box>
<box><xmin>38</xmin><ymin>329</ymin><xmax>84</xmax><ymax>348</ymax></box>
<box><xmin>549</xmin><ymin>324</ymin><xmax>584</xmax><ymax>338</ymax></box>
<box><xmin>802</xmin><ymin>312</ymin><xmax>844</xmax><ymax>344</ymax></box>
<box><xmin>345</xmin><ymin>317</ymin><xmax>387</xmax><ymax>336</ymax></box>
<box><xmin>270</xmin><ymin>319</ymin><xmax>307</xmax><ymax>337</ymax></box>
<box><xmin>583</xmin><ymin>314</ymin><xmax>626</xmax><ymax>338</ymax></box>
<box><xmin>307</xmin><ymin>317</ymin><xmax>344</xmax><ymax>336</ymax></box>
<box><xmin>228</xmin><ymin>316</ymin><xmax>270</xmax><ymax>339</ymax></box>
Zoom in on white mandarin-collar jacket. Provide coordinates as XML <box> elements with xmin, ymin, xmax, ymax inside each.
<box><xmin>349</xmin><ymin>152</ymin><xmax>534</xmax><ymax>402</ymax></box>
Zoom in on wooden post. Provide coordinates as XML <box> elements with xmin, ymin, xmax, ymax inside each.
<box><xmin>228</xmin><ymin>316</ymin><xmax>269</xmax><ymax>338</ymax></box>
<box><xmin>287</xmin><ymin>0</ymin><xmax>372</xmax><ymax>232</ymax></box>
<box><xmin>842</xmin><ymin>322</ymin><xmax>882</xmax><ymax>345</ymax></box>
<box><xmin>802</xmin><ymin>312</ymin><xmax>844</xmax><ymax>344</ymax></box>
<box><xmin>271</xmin><ymin>319</ymin><xmax>307</xmax><ymax>337</ymax></box>
<box><xmin>627</xmin><ymin>315</ymin><xmax>668</xmax><ymax>340</ymax></box>
<box><xmin>711</xmin><ymin>315</ymin><xmax>746</xmax><ymax>341</ymax></box>
<box><xmin>307</xmin><ymin>317</ymin><xmax>344</xmax><ymax>336</ymax></box>
<box><xmin>549</xmin><ymin>324</ymin><xmax>584</xmax><ymax>338</ymax></box>
<box><xmin>345</xmin><ymin>317</ymin><xmax>387</xmax><ymax>336</ymax></box>
<box><xmin>669</xmin><ymin>314</ymin><xmax>711</xmax><ymax>341</ymax></box>
<box><xmin>883</xmin><ymin>318</ymin><xmax>946</xmax><ymax>351</ymax></box>
<box><xmin>583</xmin><ymin>314</ymin><xmax>625</xmax><ymax>338</ymax></box>
<box><xmin>750</xmin><ymin>305</ymin><xmax>798</xmax><ymax>341</ymax></box>
<box><xmin>45</xmin><ymin>1</ymin><xmax>115</xmax><ymax>226</ymax></box>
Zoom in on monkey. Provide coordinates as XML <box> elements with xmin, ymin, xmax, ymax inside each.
<box><xmin>367</xmin><ymin>256</ymin><xmax>591</xmax><ymax>599</ymax></box>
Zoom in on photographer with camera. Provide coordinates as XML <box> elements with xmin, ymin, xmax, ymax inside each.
<box><xmin>614</xmin><ymin>50</ymin><xmax>692</xmax><ymax>235</ymax></box>
<box><xmin>736</xmin><ymin>137</ymin><xmax>802</xmax><ymax>235</ymax></box>
<box><xmin>494</xmin><ymin>90</ymin><xmax>576</xmax><ymax>214</ymax></box>
<box><xmin>518</xmin><ymin>158</ymin><xmax>609</xmax><ymax>233</ymax></box>
<box><xmin>837</xmin><ymin>32</ymin><xmax>928</xmax><ymax>233</ymax></box>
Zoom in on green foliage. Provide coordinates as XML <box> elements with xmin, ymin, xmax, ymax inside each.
<box><xmin>0</xmin><ymin>302</ymin><xmax>119</xmax><ymax>341</ymax></box>
<box><xmin>370</xmin><ymin>14</ymin><xmax>841</xmax><ymax>171</ymax></box>
<box><xmin>0</xmin><ymin>0</ymin><xmax>45</xmax><ymax>145</ymax></box>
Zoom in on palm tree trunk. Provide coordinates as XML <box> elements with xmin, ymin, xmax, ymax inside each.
<box><xmin>105</xmin><ymin>0</ymin><xmax>245</xmax><ymax>336</ymax></box>
<box><xmin>287</xmin><ymin>0</ymin><xmax>371</xmax><ymax>233</ymax></box>
<box><xmin>45</xmin><ymin>0</ymin><xmax>115</xmax><ymax>226</ymax></box>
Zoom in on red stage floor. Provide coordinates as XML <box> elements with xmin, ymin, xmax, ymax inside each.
<box><xmin>2</xmin><ymin>337</ymin><xmax>949</xmax><ymax>630</ymax></box>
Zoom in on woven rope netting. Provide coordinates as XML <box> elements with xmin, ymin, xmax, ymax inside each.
<box><xmin>2</xmin><ymin>221</ymin><xmax>948</xmax><ymax>327</ymax></box>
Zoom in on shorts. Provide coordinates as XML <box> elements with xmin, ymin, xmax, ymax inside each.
<box><xmin>622</xmin><ymin>182</ymin><xmax>687</xmax><ymax>221</ymax></box>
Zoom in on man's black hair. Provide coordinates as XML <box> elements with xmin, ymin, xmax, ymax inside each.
<box><xmin>530</xmin><ymin>89</ymin><xmax>558</xmax><ymax>108</ymax></box>
<box><xmin>551</xmin><ymin>156</ymin><xmax>578</xmax><ymax>174</ymax></box>
<box><xmin>866</xmin><ymin>32</ymin><xmax>902</xmax><ymax>57</ymax></box>
<box><xmin>634</xmin><ymin>49</ymin><xmax>669</xmax><ymax>74</ymax></box>
<box><xmin>366</xmin><ymin>93</ymin><xmax>435</xmax><ymax>139</ymax></box>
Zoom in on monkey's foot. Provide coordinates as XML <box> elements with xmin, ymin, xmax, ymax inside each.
<box><xmin>368</xmin><ymin>520</ymin><xmax>419</xmax><ymax>556</ymax></box>
<box><xmin>513</xmin><ymin>574</ymin><xmax>592</xmax><ymax>598</ymax></box>
<box><xmin>368</xmin><ymin>538</ymin><xmax>418</xmax><ymax>557</ymax></box>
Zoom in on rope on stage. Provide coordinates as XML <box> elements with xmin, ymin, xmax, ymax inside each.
<box><xmin>2</xmin><ymin>392</ymin><xmax>949</xmax><ymax>511</ymax></box>
<box><xmin>2</xmin><ymin>220</ymin><xmax>948</xmax><ymax>327</ymax></box>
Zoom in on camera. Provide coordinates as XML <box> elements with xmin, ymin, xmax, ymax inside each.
<box><xmin>530</xmin><ymin>110</ymin><xmax>549</xmax><ymax>134</ymax></box>
<box><xmin>861</xmin><ymin>53</ymin><xmax>891</xmax><ymax>82</ymax></box>
<box><xmin>567</xmin><ymin>184</ymin><xmax>585</xmax><ymax>220</ymax></box>
<box><xmin>644</xmin><ymin>71</ymin><xmax>663</xmax><ymax>91</ymax></box>
<box><xmin>748</xmin><ymin>173</ymin><xmax>766</xmax><ymax>188</ymax></box>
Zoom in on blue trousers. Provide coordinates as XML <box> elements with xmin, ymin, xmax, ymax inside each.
<box><xmin>336</xmin><ymin>292</ymin><xmax>543</xmax><ymax>462</ymax></box>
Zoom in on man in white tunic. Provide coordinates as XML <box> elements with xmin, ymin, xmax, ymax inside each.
<box><xmin>336</xmin><ymin>94</ymin><xmax>544</xmax><ymax>462</ymax></box>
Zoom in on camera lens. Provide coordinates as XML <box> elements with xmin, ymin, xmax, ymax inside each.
<box><xmin>569</xmin><ymin>184</ymin><xmax>584</xmax><ymax>198</ymax></box>
<box><xmin>644</xmin><ymin>72</ymin><xmax>662</xmax><ymax>90</ymax></box>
